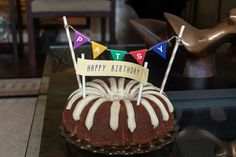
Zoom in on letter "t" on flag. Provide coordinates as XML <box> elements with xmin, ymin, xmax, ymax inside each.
<box><xmin>110</xmin><ymin>49</ymin><xmax>127</xmax><ymax>61</ymax></box>
<box><xmin>152</xmin><ymin>40</ymin><xmax>167</xmax><ymax>59</ymax></box>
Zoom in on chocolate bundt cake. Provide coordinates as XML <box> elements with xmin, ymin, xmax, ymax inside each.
<box><xmin>62</xmin><ymin>77</ymin><xmax>174</xmax><ymax>147</ymax></box>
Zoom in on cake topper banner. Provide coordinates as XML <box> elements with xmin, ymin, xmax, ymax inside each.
<box><xmin>76</xmin><ymin>58</ymin><xmax>149</xmax><ymax>84</ymax></box>
<box><xmin>72</xmin><ymin>29</ymin><xmax>168</xmax><ymax>62</ymax></box>
<box><xmin>69</xmin><ymin>24</ymin><xmax>172</xmax><ymax>64</ymax></box>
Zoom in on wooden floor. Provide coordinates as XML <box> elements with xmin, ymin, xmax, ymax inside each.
<box><xmin>0</xmin><ymin>0</ymin><xmax>141</xmax><ymax>78</ymax></box>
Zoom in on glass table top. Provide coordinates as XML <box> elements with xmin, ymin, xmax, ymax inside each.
<box><xmin>26</xmin><ymin>44</ymin><xmax>236</xmax><ymax>157</ymax></box>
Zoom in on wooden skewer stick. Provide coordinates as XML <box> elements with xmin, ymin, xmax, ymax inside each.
<box><xmin>81</xmin><ymin>53</ymin><xmax>86</xmax><ymax>98</ymax></box>
<box><xmin>160</xmin><ymin>25</ymin><xmax>185</xmax><ymax>94</ymax></box>
<box><xmin>137</xmin><ymin>62</ymin><xmax>148</xmax><ymax>105</ymax></box>
<box><xmin>63</xmin><ymin>16</ymin><xmax>82</xmax><ymax>88</ymax></box>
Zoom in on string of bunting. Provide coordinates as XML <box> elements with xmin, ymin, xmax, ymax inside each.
<box><xmin>67</xmin><ymin>24</ymin><xmax>177</xmax><ymax>65</ymax></box>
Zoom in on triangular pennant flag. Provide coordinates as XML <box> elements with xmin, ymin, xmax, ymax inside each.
<box><xmin>110</xmin><ymin>49</ymin><xmax>127</xmax><ymax>61</ymax></box>
<box><xmin>129</xmin><ymin>49</ymin><xmax>147</xmax><ymax>65</ymax></box>
<box><xmin>152</xmin><ymin>40</ymin><xmax>167</xmax><ymax>59</ymax></box>
<box><xmin>73</xmin><ymin>31</ymin><xmax>90</xmax><ymax>49</ymax></box>
<box><xmin>91</xmin><ymin>41</ymin><xmax>108</xmax><ymax>59</ymax></box>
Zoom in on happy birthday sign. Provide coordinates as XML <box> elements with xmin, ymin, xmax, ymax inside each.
<box><xmin>76</xmin><ymin>58</ymin><xmax>149</xmax><ymax>84</ymax></box>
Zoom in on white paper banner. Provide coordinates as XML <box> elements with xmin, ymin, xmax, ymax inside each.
<box><xmin>76</xmin><ymin>58</ymin><xmax>149</xmax><ymax>84</ymax></box>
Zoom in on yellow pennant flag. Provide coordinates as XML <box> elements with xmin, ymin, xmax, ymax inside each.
<box><xmin>91</xmin><ymin>41</ymin><xmax>107</xmax><ymax>59</ymax></box>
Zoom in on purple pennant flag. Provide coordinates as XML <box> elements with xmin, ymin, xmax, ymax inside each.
<box><xmin>151</xmin><ymin>40</ymin><xmax>167</xmax><ymax>59</ymax></box>
<box><xmin>73</xmin><ymin>31</ymin><xmax>90</xmax><ymax>49</ymax></box>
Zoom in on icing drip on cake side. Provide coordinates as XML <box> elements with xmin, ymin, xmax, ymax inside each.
<box><xmin>66</xmin><ymin>78</ymin><xmax>174</xmax><ymax>132</ymax></box>
<box><xmin>110</xmin><ymin>101</ymin><xmax>121</xmax><ymax>131</ymax></box>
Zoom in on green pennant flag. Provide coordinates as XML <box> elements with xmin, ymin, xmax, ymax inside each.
<box><xmin>110</xmin><ymin>49</ymin><xmax>127</xmax><ymax>61</ymax></box>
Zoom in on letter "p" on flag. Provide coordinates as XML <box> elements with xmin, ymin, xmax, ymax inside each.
<box><xmin>129</xmin><ymin>49</ymin><xmax>147</xmax><ymax>65</ymax></box>
<box><xmin>73</xmin><ymin>31</ymin><xmax>90</xmax><ymax>49</ymax></box>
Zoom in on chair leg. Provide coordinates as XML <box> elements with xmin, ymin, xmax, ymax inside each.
<box><xmin>34</xmin><ymin>19</ymin><xmax>40</xmax><ymax>51</ymax></box>
<box><xmin>27</xmin><ymin>17</ymin><xmax>36</xmax><ymax>67</ymax></box>
<box><xmin>85</xmin><ymin>17</ymin><xmax>91</xmax><ymax>29</ymax></box>
<box><xmin>8</xmin><ymin>0</ymin><xmax>19</xmax><ymax>63</ymax></box>
<box><xmin>109</xmin><ymin>17</ymin><xmax>116</xmax><ymax>44</ymax></box>
<box><xmin>16</xmin><ymin>0</ymin><xmax>24</xmax><ymax>56</ymax></box>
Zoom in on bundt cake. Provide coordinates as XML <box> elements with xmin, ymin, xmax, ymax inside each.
<box><xmin>62</xmin><ymin>77</ymin><xmax>174</xmax><ymax>148</ymax></box>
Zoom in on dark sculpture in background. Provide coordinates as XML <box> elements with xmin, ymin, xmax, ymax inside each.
<box><xmin>130</xmin><ymin>8</ymin><xmax>236</xmax><ymax>78</ymax></box>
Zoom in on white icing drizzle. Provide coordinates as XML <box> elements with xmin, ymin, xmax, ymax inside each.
<box><xmin>85</xmin><ymin>98</ymin><xmax>108</xmax><ymax>130</ymax></box>
<box><xmin>73</xmin><ymin>95</ymin><xmax>100</xmax><ymax>120</ymax></box>
<box><xmin>86</xmin><ymin>82</ymin><xmax>107</xmax><ymax>96</ymax></box>
<box><xmin>109</xmin><ymin>78</ymin><xmax>117</xmax><ymax>92</ymax></box>
<box><xmin>130</xmin><ymin>83</ymin><xmax>141</xmax><ymax>96</ymax></box>
<box><xmin>142</xmin><ymin>95</ymin><xmax>169</xmax><ymax>121</ymax></box>
<box><xmin>68</xmin><ymin>88</ymin><xmax>80</xmax><ymax>100</ymax></box>
<box><xmin>110</xmin><ymin>101</ymin><xmax>121</xmax><ymax>131</ymax></box>
<box><xmin>141</xmin><ymin>98</ymin><xmax>159</xmax><ymax>127</ymax></box>
<box><xmin>118</xmin><ymin>78</ymin><xmax>125</xmax><ymax>91</ymax></box>
<box><xmin>66</xmin><ymin>93</ymin><xmax>82</xmax><ymax>109</ymax></box>
<box><xmin>124</xmin><ymin>80</ymin><xmax>137</xmax><ymax>93</ymax></box>
<box><xmin>67</xmin><ymin>78</ymin><xmax>174</xmax><ymax>132</ymax></box>
<box><xmin>68</xmin><ymin>87</ymin><xmax>102</xmax><ymax>100</ymax></box>
<box><xmin>84</xmin><ymin>87</ymin><xmax>105</xmax><ymax>96</ymax></box>
<box><xmin>124</xmin><ymin>99</ymin><xmax>136</xmax><ymax>132</ymax></box>
<box><xmin>66</xmin><ymin>88</ymin><xmax>102</xmax><ymax>109</ymax></box>
<box><xmin>142</xmin><ymin>91</ymin><xmax>174</xmax><ymax>112</ymax></box>
<box><xmin>93</xmin><ymin>79</ymin><xmax>111</xmax><ymax>93</ymax></box>
<box><xmin>143</xmin><ymin>85</ymin><xmax>161</xmax><ymax>91</ymax></box>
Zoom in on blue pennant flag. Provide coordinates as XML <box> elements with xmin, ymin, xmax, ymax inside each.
<box><xmin>151</xmin><ymin>40</ymin><xmax>167</xmax><ymax>59</ymax></box>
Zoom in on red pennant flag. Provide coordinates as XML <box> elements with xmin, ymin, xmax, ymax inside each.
<box><xmin>129</xmin><ymin>49</ymin><xmax>147</xmax><ymax>65</ymax></box>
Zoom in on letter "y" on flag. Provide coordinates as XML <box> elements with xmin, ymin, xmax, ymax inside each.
<box><xmin>151</xmin><ymin>40</ymin><xmax>167</xmax><ymax>59</ymax></box>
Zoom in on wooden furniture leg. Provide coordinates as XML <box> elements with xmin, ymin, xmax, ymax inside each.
<box><xmin>110</xmin><ymin>16</ymin><xmax>116</xmax><ymax>44</ymax></box>
<box><xmin>16</xmin><ymin>0</ymin><xmax>23</xmax><ymax>56</ymax></box>
<box><xmin>8</xmin><ymin>0</ymin><xmax>19</xmax><ymax>63</ymax></box>
<box><xmin>27</xmin><ymin>17</ymin><xmax>36</xmax><ymax>66</ymax></box>
<box><xmin>101</xmin><ymin>17</ymin><xmax>106</xmax><ymax>43</ymax></box>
